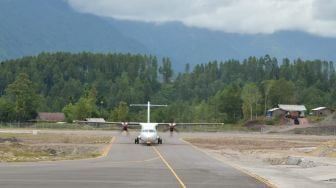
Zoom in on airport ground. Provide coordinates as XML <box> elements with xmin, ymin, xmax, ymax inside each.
<box><xmin>0</xmin><ymin>129</ymin><xmax>335</xmax><ymax>188</ymax></box>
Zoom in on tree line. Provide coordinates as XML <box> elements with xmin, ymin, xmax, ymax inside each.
<box><xmin>0</xmin><ymin>52</ymin><xmax>335</xmax><ymax>123</ymax></box>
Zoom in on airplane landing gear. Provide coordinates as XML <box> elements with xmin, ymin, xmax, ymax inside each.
<box><xmin>158</xmin><ymin>138</ymin><xmax>162</xmax><ymax>144</ymax></box>
<box><xmin>135</xmin><ymin>138</ymin><xmax>139</xmax><ymax>144</ymax></box>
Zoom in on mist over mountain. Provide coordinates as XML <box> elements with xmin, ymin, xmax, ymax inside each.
<box><xmin>0</xmin><ymin>0</ymin><xmax>335</xmax><ymax>71</ymax></box>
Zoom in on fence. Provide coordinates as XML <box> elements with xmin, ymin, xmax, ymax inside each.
<box><xmin>0</xmin><ymin>122</ymin><xmax>239</xmax><ymax>132</ymax></box>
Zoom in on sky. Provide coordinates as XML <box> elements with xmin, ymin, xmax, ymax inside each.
<box><xmin>67</xmin><ymin>0</ymin><xmax>336</xmax><ymax>38</ymax></box>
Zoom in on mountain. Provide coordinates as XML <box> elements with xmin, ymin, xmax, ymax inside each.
<box><xmin>1</xmin><ymin>0</ymin><xmax>335</xmax><ymax>71</ymax></box>
<box><xmin>0</xmin><ymin>0</ymin><xmax>147</xmax><ymax>60</ymax></box>
<box><xmin>110</xmin><ymin>20</ymin><xmax>336</xmax><ymax>70</ymax></box>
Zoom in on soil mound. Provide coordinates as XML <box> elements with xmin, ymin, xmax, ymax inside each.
<box><xmin>0</xmin><ymin>137</ymin><xmax>21</xmax><ymax>143</ymax></box>
<box><xmin>243</xmin><ymin>120</ymin><xmax>264</xmax><ymax>131</ymax></box>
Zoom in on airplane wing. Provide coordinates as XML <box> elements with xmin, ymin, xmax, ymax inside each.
<box><xmin>104</xmin><ymin>121</ymin><xmax>140</xmax><ymax>126</ymax></box>
<box><xmin>104</xmin><ymin>121</ymin><xmax>141</xmax><ymax>131</ymax></box>
<box><xmin>157</xmin><ymin>122</ymin><xmax>224</xmax><ymax>134</ymax></box>
<box><xmin>157</xmin><ymin>122</ymin><xmax>224</xmax><ymax>125</ymax></box>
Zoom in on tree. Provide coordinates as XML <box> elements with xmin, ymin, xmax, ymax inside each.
<box><xmin>159</xmin><ymin>57</ymin><xmax>173</xmax><ymax>83</ymax></box>
<box><xmin>62</xmin><ymin>103</ymin><xmax>76</xmax><ymax>123</ymax></box>
<box><xmin>5</xmin><ymin>73</ymin><xmax>39</xmax><ymax>121</ymax></box>
<box><xmin>268</xmin><ymin>79</ymin><xmax>295</xmax><ymax>107</ymax></box>
<box><xmin>0</xmin><ymin>97</ymin><xmax>15</xmax><ymax>122</ymax></box>
<box><xmin>260</xmin><ymin>80</ymin><xmax>275</xmax><ymax>114</ymax></box>
<box><xmin>62</xmin><ymin>87</ymin><xmax>99</xmax><ymax>121</ymax></box>
<box><xmin>110</xmin><ymin>101</ymin><xmax>129</xmax><ymax>121</ymax></box>
<box><xmin>241</xmin><ymin>83</ymin><xmax>261</xmax><ymax>120</ymax></box>
<box><xmin>218</xmin><ymin>84</ymin><xmax>242</xmax><ymax>123</ymax></box>
<box><xmin>1</xmin><ymin>52</ymin><xmax>335</xmax><ymax>123</ymax></box>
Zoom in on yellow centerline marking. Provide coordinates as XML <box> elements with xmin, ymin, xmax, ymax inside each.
<box><xmin>152</xmin><ymin>146</ymin><xmax>187</xmax><ymax>188</ymax></box>
<box><xmin>180</xmin><ymin>138</ymin><xmax>277</xmax><ymax>188</ymax></box>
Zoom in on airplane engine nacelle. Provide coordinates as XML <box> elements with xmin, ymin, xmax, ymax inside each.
<box><xmin>169</xmin><ymin>123</ymin><xmax>177</xmax><ymax>132</ymax></box>
<box><xmin>122</xmin><ymin>122</ymin><xmax>129</xmax><ymax>131</ymax></box>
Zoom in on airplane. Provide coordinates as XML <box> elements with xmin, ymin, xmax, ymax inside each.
<box><xmin>82</xmin><ymin>101</ymin><xmax>223</xmax><ymax>145</ymax></box>
<box><xmin>119</xmin><ymin>101</ymin><xmax>167</xmax><ymax>145</ymax></box>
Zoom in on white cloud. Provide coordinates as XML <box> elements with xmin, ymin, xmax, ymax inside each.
<box><xmin>67</xmin><ymin>0</ymin><xmax>336</xmax><ymax>37</ymax></box>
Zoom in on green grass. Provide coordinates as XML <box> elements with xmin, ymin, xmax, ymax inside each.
<box><xmin>306</xmin><ymin>115</ymin><xmax>325</xmax><ymax>123</ymax></box>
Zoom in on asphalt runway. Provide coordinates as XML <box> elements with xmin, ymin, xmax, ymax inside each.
<box><xmin>0</xmin><ymin>131</ymin><xmax>268</xmax><ymax>188</ymax></box>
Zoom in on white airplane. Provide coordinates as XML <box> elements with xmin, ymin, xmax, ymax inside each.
<box><xmin>130</xmin><ymin>102</ymin><xmax>167</xmax><ymax>145</ymax></box>
<box><xmin>85</xmin><ymin>101</ymin><xmax>223</xmax><ymax>145</ymax></box>
<box><xmin>134</xmin><ymin>123</ymin><xmax>162</xmax><ymax>145</ymax></box>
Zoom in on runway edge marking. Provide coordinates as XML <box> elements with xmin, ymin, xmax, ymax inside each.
<box><xmin>180</xmin><ymin>138</ymin><xmax>277</xmax><ymax>188</ymax></box>
<box><xmin>152</xmin><ymin>146</ymin><xmax>187</xmax><ymax>188</ymax></box>
<box><xmin>101</xmin><ymin>137</ymin><xmax>116</xmax><ymax>158</ymax></box>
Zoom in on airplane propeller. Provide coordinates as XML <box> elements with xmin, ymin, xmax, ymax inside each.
<box><xmin>162</xmin><ymin>123</ymin><xmax>179</xmax><ymax>136</ymax></box>
<box><xmin>121</xmin><ymin>122</ymin><xmax>129</xmax><ymax>135</ymax></box>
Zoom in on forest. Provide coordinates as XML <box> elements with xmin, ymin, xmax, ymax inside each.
<box><xmin>0</xmin><ymin>52</ymin><xmax>335</xmax><ymax>123</ymax></box>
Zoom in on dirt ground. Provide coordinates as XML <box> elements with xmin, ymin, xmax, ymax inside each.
<box><xmin>184</xmin><ymin>133</ymin><xmax>336</xmax><ymax>188</ymax></box>
<box><xmin>0</xmin><ymin>132</ymin><xmax>112</xmax><ymax>162</ymax></box>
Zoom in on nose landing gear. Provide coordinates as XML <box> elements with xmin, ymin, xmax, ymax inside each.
<box><xmin>158</xmin><ymin>138</ymin><xmax>162</xmax><ymax>144</ymax></box>
<box><xmin>135</xmin><ymin>138</ymin><xmax>139</xmax><ymax>144</ymax></box>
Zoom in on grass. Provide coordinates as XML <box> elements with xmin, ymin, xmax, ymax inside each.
<box><xmin>292</xmin><ymin>126</ymin><xmax>336</xmax><ymax>135</ymax></box>
<box><xmin>0</xmin><ymin>123</ymin><xmax>102</xmax><ymax>130</ymax></box>
<box><xmin>0</xmin><ymin>122</ymin><xmax>250</xmax><ymax>132</ymax></box>
<box><xmin>184</xmin><ymin>136</ymin><xmax>334</xmax><ymax>157</ymax></box>
<box><xmin>306</xmin><ymin>115</ymin><xmax>325</xmax><ymax>123</ymax></box>
<box><xmin>310</xmin><ymin>141</ymin><xmax>336</xmax><ymax>157</ymax></box>
<box><xmin>0</xmin><ymin>133</ymin><xmax>112</xmax><ymax>162</ymax></box>
<box><xmin>157</xmin><ymin>123</ymin><xmax>248</xmax><ymax>132</ymax></box>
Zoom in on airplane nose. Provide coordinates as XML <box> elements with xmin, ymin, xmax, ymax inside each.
<box><xmin>144</xmin><ymin>135</ymin><xmax>155</xmax><ymax>141</ymax></box>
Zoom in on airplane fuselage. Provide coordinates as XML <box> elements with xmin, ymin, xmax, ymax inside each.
<box><xmin>136</xmin><ymin>123</ymin><xmax>161</xmax><ymax>145</ymax></box>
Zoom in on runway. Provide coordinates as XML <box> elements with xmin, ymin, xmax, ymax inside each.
<box><xmin>0</xmin><ymin>132</ymin><xmax>268</xmax><ymax>188</ymax></box>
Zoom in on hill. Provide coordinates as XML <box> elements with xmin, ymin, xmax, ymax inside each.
<box><xmin>110</xmin><ymin>20</ymin><xmax>336</xmax><ymax>70</ymax></box>
<box><xmin>0</xmin><ymin>0</ymin><xmax>147</xmax><ymax>60</ymax></box>
<box><xmin>0</xmin><ymin>0</ymin><xmax>336</xmax><ymax>70</ymax></box>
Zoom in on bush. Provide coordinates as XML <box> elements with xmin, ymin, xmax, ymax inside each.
<box><xmin>265</xmin><ymin>119</ymin><xmax>275</xmax><ymax>125</ymax></box>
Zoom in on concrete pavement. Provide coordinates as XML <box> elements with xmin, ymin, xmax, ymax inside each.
<box><xmin>0</xmin><ymin>131</ymin><xmax>268</xmax><ymax>188</ymax></box>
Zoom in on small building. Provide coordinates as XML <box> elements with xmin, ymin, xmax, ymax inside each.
<box><xmin>82</xmin><ymin>118</ymin><xmax>106</xmax><ymax>127</ymax></box>
<box><xmin>266</xmin><ymin>108</ymin><xmax>286</xmax><ymax>118</ymax></box>
<box><xmin>311</xmin><ymin>107</ymin><xmax>333</xmax><ymax>116</ymax></box>
<box><xmin>278</xmin><ymin>104</ymin><xmax>307</xmax><ymax>118</ymax></box>
<box><xmin>37</xmin><ymin>112</ymin><xmax>65</xmax><ymax>122</ymax></box>
<box><xmin>85</xmin><ymin>118</ymin><xmax>106</xmax><ymax>123</ymax></box>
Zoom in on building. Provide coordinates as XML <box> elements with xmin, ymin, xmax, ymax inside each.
<box><xmin>37</xmin><ymin>112</ymin><xmax>65</xmax><ymax>122</ymax></box>
<box><xmin>82</xmin><ymin>118</ymin><xmax>106</xmax><ymax>127</ymax></box>
<box><xmin>85</xmin><ymin>118</ymin><xmax>106</xmax><ymax>123</ymax></box>
<box><xmin>266</xmin><ymin>108</ymin><xmax>286</xmax><ymax>118</ymax></box>
<box><xmin>311</xmin><ymin>107</ymin><xmax>333</xmax><ymax>116</ymax></box>
<box><xmin>278</xmin><ymin>104</ymin><xmax>307</xmax><ymax>118</ymax></box>
<box><xmin>267</xmin><ymin>104</ymin><xmax>307</xmax><ymax>118</ymax></box>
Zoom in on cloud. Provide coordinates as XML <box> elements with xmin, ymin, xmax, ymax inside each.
<box><xmin>67</xmin><ymin>0</ymin><xmax>336</xmax><ymax>37</ymax></box>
